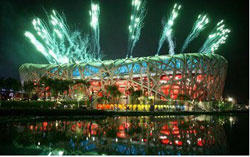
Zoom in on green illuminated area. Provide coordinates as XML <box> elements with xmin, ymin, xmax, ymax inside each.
<box><xmin>127</xmin><ymin>0</ymin><xmax>146</xmax><ymax>58</ymax></box>
<box><xmin>24</xmin><ymin>1</ymin><xmax>231</xmax><ymax>65</ymax></box>
<box><xmin>157</xmin><ymin>3</ymin><xmax>182</xmax><ymax>55</ymax></box>
<box><xmin>199</xmin><ymin>20</ymin><xmax>230</xmax><ymax>54</ymax></box>
<box><xmin>89</xmin><ymin>3</ymin><xmax>101</xmax><ymax>60</ymax></box>
<box><xmin>25</xmin><ymin>10</ymin><xmax>96</xmax><ymax>64</ymax></box>
<box><xmin>181</xmin><ymin>14</ymin><xmax>209</xmax><ymax>53</ymax></box>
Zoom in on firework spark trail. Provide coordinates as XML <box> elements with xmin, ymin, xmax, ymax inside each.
<box><xmin>127</xmin><ymin>0</ymin><xmax>146</xmax><ymax>58</ymax></box>
<box><xmin>199</xmin><ymin>20</ymin><xmax>230</xmax><ymax>54</ymax></box>
<box><xmin>25</xmin><ymin>10</ymin><xmax>95</xmax><ymax>64</ymax></box>
<box><xmin>156</xmin><ymin>19</ymin><xmax>167</xmax><ymax>55</ymax></box>
<box><xmin>89</xmin><ymin>3</ymin><xmax>101</xmax><ymax>60</ymax></box>
<box><xmin>24</xmin><ymin>31</ymin><xmax>56</xmax><ymax>64</ymax></box>
<box><xmin>156</xmin><ymin>4</ymin><xmax>181</xmax><ymax>56</ymax></box>
<box><xmin>181</xmin><ymin>14</ymin><xmax>209</xmax><ymax>53</ymax></box>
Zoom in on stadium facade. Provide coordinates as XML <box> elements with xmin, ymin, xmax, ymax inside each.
<box><xmin>19</xmin><ymin>53</ymin><xmax>228</xmax><ymax>101</ymax></box>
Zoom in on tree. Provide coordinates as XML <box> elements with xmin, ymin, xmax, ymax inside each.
<box><xmin>128</xmin><ymin>87</ymin><xmax>142</xmax><ymax>104</ymax></box>
<box><xmin>177</xmin><ymin>94</ymin><xmax>191</xmax><ymax>101</ymax></box>
<box><xmin>39</xmin><ymin>77</ymin><xmax>72</xmax><ymax>99</ymax></box>
<box><xmin>0</xmin><ymin>77</ymin><xmax>4</xmax><ymax>89</ymax></box>
<box><xmin>105</xmin><ymin>85</ymin><xmax>121</xmax><ymax>104</ymax></box>
<box><xmin>39</xmin><ymin>76</ymin><xmax>51</xmax><ymax>100</ymax></box>
<box><xmin>2</xmin><ymin>77</ymin><xmax>21</xmax><ymax>91</ymax></box>
<box><xmin>51</xmin><ymin>79</ymin><xmax>72</xmax><ymax>99</ymax></box>
<box><xmin>23</xmin><ymin>81</ymin><xmax>35</xmax><ymax>99</ymax></box>
<box><xmin>73</xmin><ymin>79</ymin><xmax>90</xmax><ymax>96</ymax></box>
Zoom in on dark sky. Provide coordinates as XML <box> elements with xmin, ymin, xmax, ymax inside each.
<box><xmin>0</xmin><ymin>0</ymin><xmax>248</xmax><ymax>103</ymax></box>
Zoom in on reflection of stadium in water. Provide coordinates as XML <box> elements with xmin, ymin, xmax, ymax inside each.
<box><xmin>6</xmin><ymin>115</ymin><xmax>229</xmax><ymax>155</ymax></box>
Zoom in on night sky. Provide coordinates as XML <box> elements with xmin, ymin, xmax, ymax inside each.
<box><xmin>0</xmin><ymin>0</ymin><xmax>248</xmax><ymax>103</ymax></box>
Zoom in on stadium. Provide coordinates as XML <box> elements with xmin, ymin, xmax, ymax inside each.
<box><xmin>19</xmin><ymin>1</ymin><xmax>231</xmax><ymax>111</ymax></box>
<box><xmin>19</xmin><ymin>53</ymin><xmax>228</xmax><ymax>102</ymax></box>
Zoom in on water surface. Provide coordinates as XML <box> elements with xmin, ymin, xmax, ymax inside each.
<box><xmin>0</xmin><ymin>114</ymin><xmax>248</xmax><ymax>155</ymax></box>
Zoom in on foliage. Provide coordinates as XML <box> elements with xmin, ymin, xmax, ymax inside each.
<box><xmin>0</xmin><ymin>77</ymin><xmax>21</xmax><ymax>91</ymax></box>
<box><xmin>128</xmin><ymin>87</ymin><xmax>142</xmax><ymax>104</ymax></box>
<box><xmin>105</xmin><ymin>85</ymin><xmax>121</xmax><ymax>104</ymax></box>
<box><xmin>97</xmin><ymin>96</ymin><xmax>109</xmax><ymax>104</ymax></box>
<box><xmin>177</xmin><ymin>94</ymin><xmax>191</xmax><ymax>101</ymax></box>
<box><xmin>23</xmin><ymin>81</ymin><xmax>35</xmax><ymax>94</ymax></box>
<box><xmin>73</xmin><ymin>80</ymin><xmax>90</xmax><ymax>88</ymax></box>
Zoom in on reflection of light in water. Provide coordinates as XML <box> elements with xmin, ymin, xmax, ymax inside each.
<box><xmin>6</xmin><ymin>116</ymin><xmax>229</xmax><ymax>155</ymax></box>
<box><xmin>229</xmin><ymin>116</ymin><xmax>236</xmax><ymax>127</ymax></box>
<box><xmin>194</xmin><ymin>115</ymin><xmax>212</xmax><ymax>121</ymax></box>
<box><xmin>229</xmin><ymin>117</ymin><xmax>233</xmax><ymax>122</ymax></box>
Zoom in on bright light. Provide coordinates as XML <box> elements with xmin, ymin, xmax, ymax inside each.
<box><xmin>181</xmin><ymin>14</ymin><xmax>209</xmax><ymax>53</ymax></box>
<box><xmin>25</xmin><ymin>31</ymin><xmax>49</xmax><ymax>57</ymax></box>
<box><xmin>58</xmin><ymin>151</ymin><xmax>64</xmax><ymax>156</ymax></box>
<box><xmin>89</xmin><ymin>3</ymin><xmax>101</xmax><ymax>59</ymax></box>
<box><xmin>90</xmin><ymin>4</ymin><xmax>100</xmax><ymax>29</ymax></box>
<box><xmin>127</xmin><ymin>0</ymin><xmax>146</xmax><ymax>57</ymax></box>
<box><xmin>25</xmin><ymin>10</ymin><xmax>97</xmax><ymax>64</ymax></box>
<box><xmin>229</xmin><ymin>116</ymin><xmax>233</xmax><ymax>122</ymax></box>
<box><xmin>227</xmin><ymin>97</ymin><xmax>234</xmax><ymax>102</ymax></box>
<box><xmin>156</xmin><ymin>3</ymin><xmax>182</xmax><ymax>55</ymax></box>
<box><xmin>159</xmin><ymin>136</ymin><xmax>167</xmax><ymax>139</ymax></box>
<box><xmin>200</xmin><ymin>19</ymin><xmax>230</xmax><ymax>54</ymax></box>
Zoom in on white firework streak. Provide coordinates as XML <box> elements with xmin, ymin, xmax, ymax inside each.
<box><xmin>89</xmin><ymin>3</ymin><xmax>101</xmax><ymax>60</ymax></box>
<box><xmin>156</xmin><ymin>3</ymin><xmax>181</xmax><ymax>56</ymax></box>
<box><xmin>199</xmin><ymin>20</ymin><xmax>230</xmax><ymax>54</ymax></box>
<box><xmin>127</xmin><ymin>0</ymin><xmax>146</xmax><ymax>58</ymax></box>
<box><xmin>181</xmin><ymin>14</ymin><xmax>209</xmax><ymax>53</ymax></box>
<box><xmin>25</xmin><ymin>10</ymin><xmax>96</xmax><ymax>64</ymax></box>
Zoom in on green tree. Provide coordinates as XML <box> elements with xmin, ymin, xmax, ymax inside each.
<box><xmin>3</xmin><ymin>77</ymin><xmax>21</xmax><ymax>91</ymax></box>
<box><xmin>128</xmin><ymin>87</ymin><xmax>142</xmax><ymax>104</ymax></box>
<box><xmin>39</xmin><ymin>77</ymin><xmax>72</xmax><ymax>99</ymax></box>
<box><xmin>106</xmin><ymin>85</ymin><xmax>121</xmax><ymax>104</ymax></box>
<box><xmin>23</xmin><ymin>80</ymin><xmax>35</xmax><ymax>99</ymax></box>
<box><xmin>73</xmin><ymin>79</ymin><xmax>90</xmax><ymax>97</ymax></box>
<box><xmin>177</xmin><ymin>94</ymin><xmax>191</xmax><ymax>101</ymax></box>
<box><xmin>52</xmin><ymin>79</ymin><xmax>72</xmax><ymax>98</ymax></box>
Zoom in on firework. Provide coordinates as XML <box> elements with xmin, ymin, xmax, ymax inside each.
<box><xmin>89</xmin><ymin>3</ymin><xmax>101</xmax><ymax>60</ymax></box>
<box><xmin>127</xmin><ymin>0</ymin><xmax>146</xmax><ymax>58</ymax></box>
<box><xmin>156</xmin><ymin>3</ymin><xmax>181</xmax><ymax>56</ymax></box>
<box><xmin>25</xmin><ymin>10</ymin><xmax>95</xmax><ymax>64</ymax></box>
<box><xmin>199</xmin><ymin>20</ymin><xmax>230</xmax><ymax>54</ymax></box>
<box><xmin>181</xmin><ymin>14</ymin><xmax>209</xmax><ymax>53</ymax></box>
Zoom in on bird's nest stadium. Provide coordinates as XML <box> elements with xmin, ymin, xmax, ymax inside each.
<box><xmin>19</xmin><ymin>53</ymin><xmax>228</xmax><ymax>101</ymax></box>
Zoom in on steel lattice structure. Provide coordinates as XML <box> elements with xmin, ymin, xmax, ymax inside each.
<box><xmin>19</xmin><ymin>53</ymin><xmax>227</xmax><ymax>101</ymax></box>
